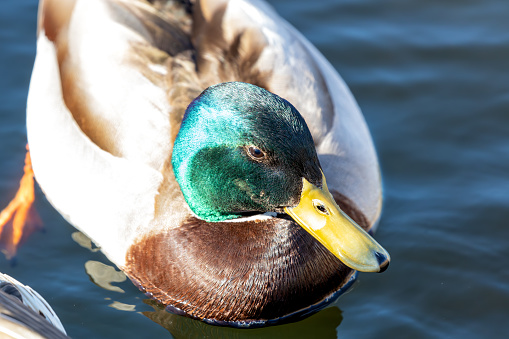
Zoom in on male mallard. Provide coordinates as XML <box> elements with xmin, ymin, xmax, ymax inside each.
<box><xmin>1</xmin><ymin>0</ymin><xmax>389</xmax><ymax>327</ymax></box>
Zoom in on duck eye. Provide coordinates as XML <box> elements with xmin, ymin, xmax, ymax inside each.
<box><xmin>247</xmin><ymin>146</ymin><xmax>266</xmax><ymax>160</ymax></box>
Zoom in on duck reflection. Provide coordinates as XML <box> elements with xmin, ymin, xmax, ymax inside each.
<box><xmin>142</xmin><ymin>299</ymin><xmax>343</xmax><ymax>339</ymax></box>
<box><xmin>108</xmin><ymin>300</ymin><xmax>136</xmax><ymax>312</ymax></box>
<box><xmin>84</xmin><ymin>260</ymin><xmax>127</xmax><ymax>293</ymax></box>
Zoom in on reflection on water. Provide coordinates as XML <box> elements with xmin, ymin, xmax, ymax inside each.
<box><xmin>143</xmin><ymin>299</ymin><xmax>343</xmax><ymax>339</ymax></box>
<box><xmin>108</xmin><ymin>301</ymin><xmax>136</xmax><ymax>312</ymax></box>
<box><xmin>74</xmin><ymin>232</ymin><xmax>128</xmax><ymax>294</ymax></box>
<box><xmin>84</xmin><ymin>258</ymin><xmax>139</xmax><ymax>313</ymax></box>
<box><xmin>84</xmin><ymin>260</ymin><xmax>127</xmax><ymax>293</ymax></box>
<box><xmin>71</xmin><ymin>231</ymin><xmax>100</xmax><ymax>253</ymax></box>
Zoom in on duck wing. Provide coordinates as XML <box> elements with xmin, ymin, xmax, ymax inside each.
<box><xmin>0</xmin><ymin>273</ymin><xmax>68</xmax><ymax>338</ymax></box>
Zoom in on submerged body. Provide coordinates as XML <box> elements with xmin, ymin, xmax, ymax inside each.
<box><xmin>25</xmin><ymin>0</ymin><xmax>387</xmax><ymax>326</ymax></box>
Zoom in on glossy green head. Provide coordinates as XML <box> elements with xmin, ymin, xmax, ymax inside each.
<box><xmin>172</xmin><ymin>82</ymin><xmax>322</xmax><ymax>222</ymax></box>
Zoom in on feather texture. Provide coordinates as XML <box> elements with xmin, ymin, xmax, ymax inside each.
<box><xmin>27</xmin><ymin>0</ymin><xmax>383</xmax><ymax>325</ymax></box>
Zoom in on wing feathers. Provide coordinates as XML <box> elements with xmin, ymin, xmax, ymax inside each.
<box><xmin>38</xmin><ymin>0</ymin><xmax>77</xmax><ymax>41</ymax></box>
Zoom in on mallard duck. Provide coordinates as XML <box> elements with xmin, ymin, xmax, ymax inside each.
<box><xmin>1</xmin><ymin>0</ymin><xmax>389</xmax><ymax>327</ymax></box>
<box><xmin>0</xmin><ymin>273</ymin><xmax>68</xmax><ymax>338</ymax></box>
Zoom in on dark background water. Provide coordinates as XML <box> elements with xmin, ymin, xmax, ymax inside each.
<box><xmin>1</xmin><ymin>0</ymin><xmax>508</xmax><ymax>338</ymax></box>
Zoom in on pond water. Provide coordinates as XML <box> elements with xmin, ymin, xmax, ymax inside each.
<box><xmin>1</xmin><ymin>0</ymin><xmax>508</xmax><ymax>338</ymax></box>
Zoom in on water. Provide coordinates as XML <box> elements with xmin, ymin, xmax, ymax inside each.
<box><xmin>1</xmin><ymin>0</ymin><xmax>508</xmax><ymax>338</ymax></box>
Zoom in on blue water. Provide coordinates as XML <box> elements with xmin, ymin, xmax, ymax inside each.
<box><xmin>1</xmin><ymin>0</ymin><xmax>508</xmax><ymax>338</ymax></box>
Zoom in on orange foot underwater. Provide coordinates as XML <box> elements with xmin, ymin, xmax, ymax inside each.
<box><xmin>0</xmin><ymin>147</ymin><xmax>42</xmax><ymax>259</ymax></box>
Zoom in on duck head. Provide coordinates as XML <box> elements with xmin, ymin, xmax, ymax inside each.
<box><xmin>172</xmin><ymin>82</ymin><xmax>389</xmax><ymax>272</ymax></box>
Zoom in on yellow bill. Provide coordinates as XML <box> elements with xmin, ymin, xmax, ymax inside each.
<box><xmin>285</xmin><ymin>171</ymin><xmax>390</xmax><ymax>273</ymax></box>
